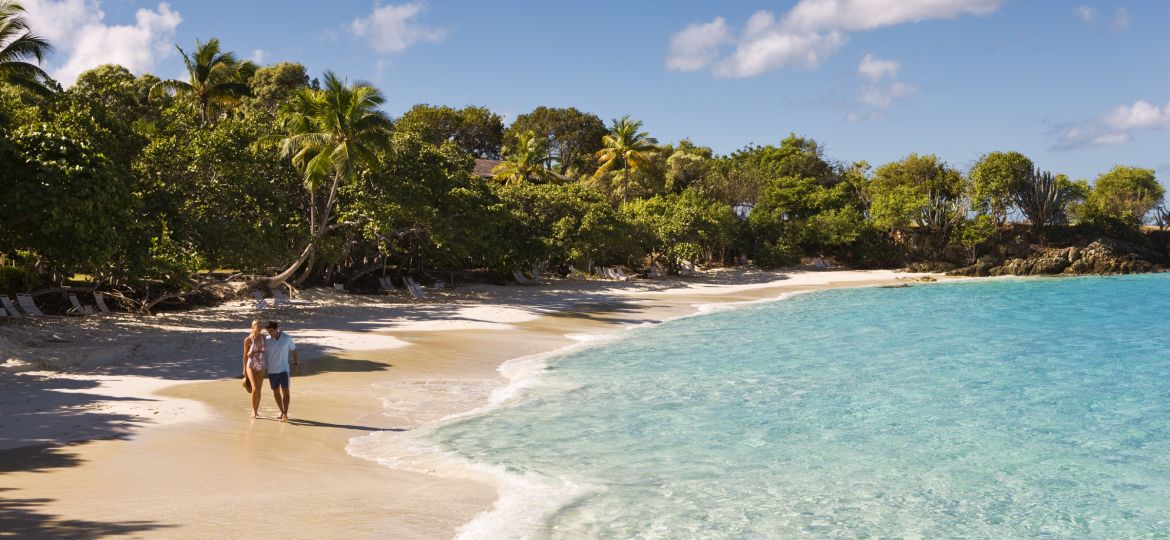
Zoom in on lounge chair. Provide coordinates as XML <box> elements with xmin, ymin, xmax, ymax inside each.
<box><xmin>377</xmin><ymin>276</ymin><xmax>396</xmax><ymax>293</ymax></box>
<box><xmin>512</xmin><ymin>270</ymin><xmax>531</xmax><ymax>284</ymax></box>
<box><xmin>1</xmin><ymin>296</ymin><xmax>20</xmax><ymax>319</ymax></box>
<box><xmin>530</xmin><ymin>263</ymin><xmax>544</xmax><ymax>280</ymax></box>
<box><xmin>403</xmin><ymin>277</ymin><xmax>427</xmax><ymax>300</ymax></box>
<box><xmin>0</xmin><ymin>303</ymin><xmax>10</xmax><ymax>318</ymax></box>
<box><xmin>273</xmin><ymin>289</ymin><xmax>291</xmax><ymax>308</ymax></box>
<box><xmin>16</xmin><ymin>294</ymin><xmax>44</xmax><ymax>317</ymax></box>
<box><xmin>252</xmin><ymin>290</ymin><xmax>269</xmax><ymax>310</ymax></box>
<box><xmin>614</xmin><ymin>268</ymin><xmax>629</xmax><ymax>281</ymax></box>
<box><xmin>94</xmin><ymin>293</ymin><xmax>112</xmax><ymax>314</ymax></box>
<box><xmin>68</xmin><ymin>293</ymin><xmax>95</xmax><ymax>315</ymax></box>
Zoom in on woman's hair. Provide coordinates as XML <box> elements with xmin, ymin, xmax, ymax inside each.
<box><xmin>251</xmin><ymin>318</ymin><xmax>262</xmax><ymax>328</ymax></box>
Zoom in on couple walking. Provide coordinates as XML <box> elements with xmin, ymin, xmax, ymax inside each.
<box><xmin>242</xmin><ymin>319</ymin><xmax>299</xmax><ymax>421</ymax></box>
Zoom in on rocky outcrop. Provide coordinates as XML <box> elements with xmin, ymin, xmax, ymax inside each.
<box><xmin>949</xmin><ymin>239</ymin><xmax>1161</xmax><ymax>277</ymax></box>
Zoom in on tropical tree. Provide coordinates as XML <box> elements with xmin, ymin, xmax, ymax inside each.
<box><xmin>969</xmin><ymin>150</ymin><xmax>1033</xmax><ymax>225</ymax></box>
<box><xmin>505</xmin><ymin>106</ymin><xmax>607</xmax><ymax>175</ymax></box>
<box><xmin>395</xmin><ymin>103</ymin><xmax>503</xmax><ymax>158</ymax></box>
<box><xmin>1081</xmin><ymin>165</ymin><xmax>1164</xmax><ymax>231</ymax></box>
<box><xmin>492</xmin><ymin>130</ymin><xmax>556</xmax><ymax>185</ymax></box>
<box><xmin>272</xmin><ymin>71</ymin><xmax>392</xmax><ymax>285</ymax></box>
<box><xmin>151</xmin><ymin>38</ymin><xmax>256</xmax><ymax>124</ymax></box>
<box><xmin>0</xmin><ymin>0</ymin><xmax>54</xmax><ymax>95</ymax></box>
<box><xmin>869</xmin><ymin>154</ymin><xmax>967</xmax><ymax>257</ymax></box>
<box><xmin>1012</xmin><ymin>168</ymin><xmax>1085</xmax><ymax>241</ymax></box>
<box><xmin>593</xmin><ymin>115</ymin><xmax>658</xmax><ymax>202</ymax></box>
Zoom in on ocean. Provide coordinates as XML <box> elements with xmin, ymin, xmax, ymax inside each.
<box><xmin>353</xmin><ymin>274</ymin><xmax>1170</xmax><ymax>538</ymax></box>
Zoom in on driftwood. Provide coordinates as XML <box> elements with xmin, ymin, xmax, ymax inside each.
<box><xmin>139</xmin><ymin>272</ymin><xmax>243</xmax><ymax>315</ymax></box>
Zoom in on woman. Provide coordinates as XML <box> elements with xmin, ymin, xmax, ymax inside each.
<box><xmin>242</xmin><ymin>318</ymin><xmax>267</xmax><ymax>418</ymax></box>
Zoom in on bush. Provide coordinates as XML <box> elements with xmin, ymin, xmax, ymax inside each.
<box><xmin>754</xmin><ymin>240</ymin><xmax>801</xmax><ymax>268</ymax></box>
<box><xmin>0</xmin><ymin>266</ymin><xmax>39</xmax><ymax>293</ymax></box>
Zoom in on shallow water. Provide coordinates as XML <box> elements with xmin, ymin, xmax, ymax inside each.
<box><xmin>431</xmin><ymin>275</ymin><xmax>1170</xmax><ymax>538</ymax></box>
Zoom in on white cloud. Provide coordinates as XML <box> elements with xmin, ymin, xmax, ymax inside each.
<box><xmin>849</xmin><ymin>53</ymin><xmax>916</xmax><ymax>120</ymax></box>
<box><xmin>858</xmin><ymin>53</ymin><xmax>898</xmax><ymax>80</ymax></box>
<box><xmin>665</xmin><ymin>17</ymin><xmax>731</xmax><ymax>71</ymax></box>
<box><xmin>668</xmin><ymin>0</ymin><xmax>1004</xmax><ymax>78</ymax></box>
<box><xmin>250</xmin><ymin>49</ymin><xmax>268</xmax><ymax>64</ymax></box>
<box><xmin>1111</xmin><ymin>7</ymin><xmax>1130</xmax><ymax>31</ymax></box>
<box><xmin>1054</xmin><ymin>99</ymin><xmax>1170</xmax><ymax>150</ymax></box>
<box><xmin>351</xmin><ymin>2</ymin><xmax>446</xmax><ymax>55</ymax></box>
<box><xmin>1103</xmin><ymin>100</ymin><xmax>1170</xmax><ymax>130</ymax></box>
<box><xmin>859</xmin><ymin>80</ymin><xmax>916</xmax><ymax>108</ymax></box>
<box><xmin>22</xmin><ymin>0</ymin><xmax>181</xmax><ymax>86</ymax></box>
<box><xmin>1074</xmin><ymin>5</ymin><xmax>1096</xmax><ymax>23</ymax></box>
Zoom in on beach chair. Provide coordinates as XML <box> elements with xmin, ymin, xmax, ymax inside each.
<box><xmin>273</xmin><ymin>289</ymin><xmax>291</xmax><ymax>308</ymax></box>
<box><xmin>377</xmin><ymin>276</ymin><xmax>395</xmax><ymax>293</ymax></box>
<box><xmin>403</xmin><ymin>277</ymin><xmax>427</xmax><ymax>300</ymax></box>
<box><xmin>0</xmin><ymin>303</ymin><xmax>9</xmax><ymax>318</ymax></box>
<box><xmin>94</xmin><ymin>293</ymin><xmax>112</xmax><ymax>314</ymax></box>
<box><xmin>512</xmin><ymin>270</ymin><xmax>531</xmax><ymax>284</ymax></box>
<box><xmin>16</xmin><ymin>294</ymin><xmax>44</xmax><ymax>317</ymax></box>
<box><xmin>251</xmin><ymin>290</ymin><xmax>269</xmax><ymax>310</ymax></box>
<box><xmin>68</xmin><ymin>293</ymin><xmax>95</xmax><ymax>315</ymax></box>
<box><xmin>595</xmin><ymin>266</ymin><xmax>609</xmax><ymax>279</ymax></box>
<box><xmin>1</xmin><ymin>296</ymin><xmax>21</xmax><ymax>319</ymax></box>
<box><xmin>530</xmin><ymin>263</ymin><xmax>544</xmax><ymax>280</ymax></box>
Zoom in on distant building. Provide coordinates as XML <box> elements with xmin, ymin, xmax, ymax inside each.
<box><xmin>473</xmin><ymin>158</ymin><xmax>573</xmax><ymax>183</ymax></box>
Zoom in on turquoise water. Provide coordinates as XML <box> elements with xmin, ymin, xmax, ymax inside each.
<box><xmin>434</xmin><ymin>275</ymin><xmax>1170</xmax><ymax>538</ymax></box>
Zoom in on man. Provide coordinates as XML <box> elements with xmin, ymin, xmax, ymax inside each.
<box><xmin>264</xmin><ymin>320</ymin><xmax>299</xmax><ymax>422</ymax></box>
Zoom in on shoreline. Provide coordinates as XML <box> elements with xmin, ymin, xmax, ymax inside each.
<box><xmin>0</xmin><ymin>269</ymin><xmax>944</xmax><ymax>538</ymax></box>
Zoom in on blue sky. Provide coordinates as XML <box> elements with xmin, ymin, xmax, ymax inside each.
<box><xmin>24</xmin><ymin>0</ymin><xmax>1170</xmax><ymax>183</ymax></box>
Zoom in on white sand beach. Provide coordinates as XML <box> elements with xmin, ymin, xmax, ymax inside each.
<box><xmin>0</xmin><ymin>269</ymin><xmax>942</xmax><ymax>539</ymax></box>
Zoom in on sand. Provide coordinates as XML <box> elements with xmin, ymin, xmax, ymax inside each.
<box><xmin>0</xmin><ymin>268</ymin><xmax>943</xmax><ymax>539</ymax></box>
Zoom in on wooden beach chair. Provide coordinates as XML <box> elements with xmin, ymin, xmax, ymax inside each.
<box><xmin>16</xmin><ymin>294</ymin><xmax>44</xmax><ymax>317</ymax></box>
<box><xmin>403</xmin><ymin>277</ymin><xmax>427</xmax><ymax>300</ymax></box>
<box><xmin>512</xmin><ymin>270</ymin><xmax>531</xmax><ymax>284</ymax></box>
<box><xmin>0</xmin><ymin>303</ymin><xmax>10</xmax><ymax>318</ymax></box>
<box><xmin>377</xmin><ymin>276</ymin><xmax>396</xmax><ymax>293</ymax></box>
<box><xmin>273</xmin><ymin>289</ymin><xmax>291</xmax><ymax>308</ymax></box>
<box><xmin>1</xmin><ymin>296</ymin><xmax>21</xmax><ymax>319</ymax></box>
<box><xmin>68</xmin><ymin>293</ymin><xmax>95</xmax><ymax>315</ymax></box>
<box><xmin>94</xmin><ymin>293</ymin><xmax>113</xmax><ymax>314</ymax></box>
<box><xmin>251</xmin><ymin>290</ymin><xmax>268</xmax><ymax>310</ymax></box>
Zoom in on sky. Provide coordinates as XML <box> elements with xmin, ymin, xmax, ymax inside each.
<box><xmin>19</xmin><ymin>0</ymin><xmax>1170</xmax><ymax>183</ymax></box>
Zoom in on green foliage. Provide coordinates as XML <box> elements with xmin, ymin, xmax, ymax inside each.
<box><xmin>1013</xmin><ymin>169</ymin><xmax>1085</xmax><ymax>238</ymax></box>
<box><xmin>0</xmin><ymin>126</ymin><xmax>132</xmax><ymax>271</ymax></box>
<box><xmin>623</xmin><ymin>189</ymin><xmax>735</xmax><ymax>269</ymax></box>
<box><xmin>0</xmin><ymin>1</ymin><xmax>55</xmax><ymax>95</ymax></box>
<box><xmin>151</xmin><ymin>38</ymin><xmax>256</xmax><ymax>124</ymax></box>
<box><xmin>664</xmin><ymin>139</ymin><xmax>712</xmax><ymax>193</ymax></box>
<box><xmin>0</xmin><ymin>264</ymin><xmax>39</xmax><ymax>292</ymax></box>
<box><xmin>504</xmin><ymin>106</ymin><xmax>606</xmax><ymax>175</ymax></box>
<box><xmin>134</xmin><ymin>109</ymin><xmax>304</xmax><ymax>274</ymax></box>
<box><xmin>592</xmin><ymin>115</ymin><xmax>659</xmax><ymax>203</ymax></box>
<box><xmin>955</xmin><ymin>214</ymin><xmax>997</xmax><ymax>262</ymax></box>
<box><xmin>748</xmin><ymin>176</ymin><xmax>863</xmax><ymax>266</ymax></box>
<box><xmin>869</xmin><ymin>154</ymin><xmax>967</xmax><ymax>255</ymax></box>
<box><xmin>494</xmin><ymin>182</ymin><xmax>638</xmax><ymax>270</ymax></box>
<box><xmin>395</xmin><ymin>103</ymin><xmax>503</xmax><ymax>159</ymax></box>
<box><xmin>247</xmin><ymin>62</ymin><xmax>308</xmax><ymax>112</ymax></box>
<box><xmin>1082</xmin><ymin>166</ymin><xmax>1164</xmax><ymax>231</ymax></box>
<box><xmin>969</xmin><ymin>151</ymin><xmax>1032</xmax><ymax>224</ymax></box>
<box><xmin>492</xmin><ymin>130</ymin><xmax>557</xmax><ymax>185</ymax></box>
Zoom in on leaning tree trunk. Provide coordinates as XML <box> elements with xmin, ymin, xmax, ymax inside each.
<box><xmin>250</xmin><ymin>171</ymin><xmax>345</xmax><ymax>289</ymax></box>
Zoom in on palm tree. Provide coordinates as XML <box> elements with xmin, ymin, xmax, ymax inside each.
<box><xmin>151</xmin><ymin>38</ymin><xmax>256</xmax><ymax>124</ymax></box>
<box><xmin>265</xmin><ymin>71</ymin><xmax>392</xmax><ymax>286</ymax></box>
<box><xmin>0</xmin><ymin>1</ymin><xmax>54</xmax><ymax>95</ymax></box>
<box><xmin>593</xmin><ymin>115</ymin><xmax>657</xmax><ymax>202</ymax></box>
<box><xmin>492</xmin><ymin>130</ymin><xmax>556</xmax><ymax>185</ymax></box>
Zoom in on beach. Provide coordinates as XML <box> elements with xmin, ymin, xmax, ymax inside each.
<box><xmin>0</xmin><ymin>269</ymin><xmax>939</xmax><ymax>539</ymax></box>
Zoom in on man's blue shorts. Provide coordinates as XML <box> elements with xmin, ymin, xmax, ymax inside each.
<box><xmin>268</xmin><ymin>371</ymin><xmax>290</xmax><ymax>389</ymax></box>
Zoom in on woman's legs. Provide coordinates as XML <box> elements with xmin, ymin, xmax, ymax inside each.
<box><xmin>248</xmin><ymin>368</ymin><xmax>265</xmax><ymax>417</ymax></box>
